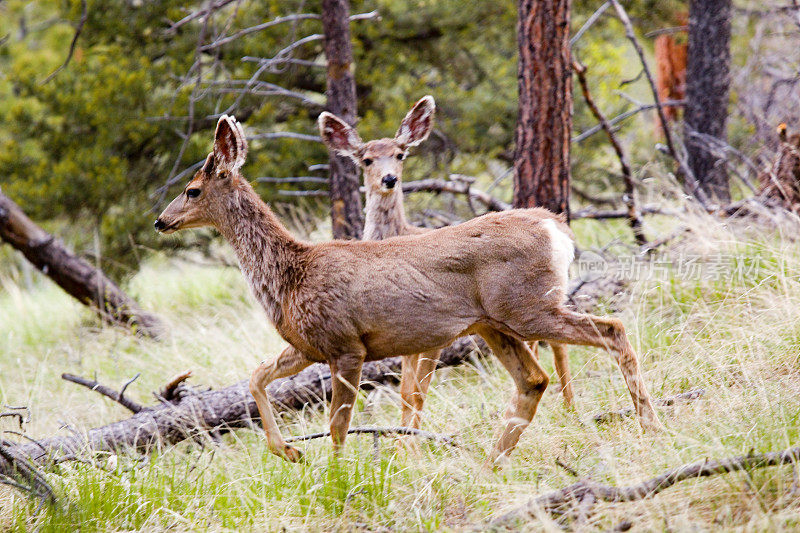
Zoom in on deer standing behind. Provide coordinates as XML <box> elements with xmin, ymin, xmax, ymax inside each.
<box><xmin>155</xmin><ymin>115</ymin><xmax>661</xmax><ymax>466</ymax></box>
<box><xmin>319</xmin><ymin>97</ymin><xmax>575</xmax><ymax>439</ymax></box>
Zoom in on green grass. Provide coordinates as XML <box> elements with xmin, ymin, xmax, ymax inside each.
<box><xmin>3</xmin><ymin>211</ymin><xmax>800</xmax><ymax>531</ymax></box>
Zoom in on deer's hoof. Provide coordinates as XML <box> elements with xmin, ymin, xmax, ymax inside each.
<box><xmin>642</xmin><ymin>419</ymin><xmax>666</xmax><ymax>433</ymax></box>
<box><xmin>394</xmin><ymin>435</ymin><xmax>422</xmax><ymax>456</ymax></box>
<box><xmin>272</xmin><ymin>444</ymin><xmax>303</xmax><ymax>463</ymax></box>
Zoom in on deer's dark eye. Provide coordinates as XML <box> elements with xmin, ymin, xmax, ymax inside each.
<box><xmin>396</xmin><ymin>153</ymin><xmax>405</xmax><ymax>161</ymax></box>
<box><xmin>363</xmin><ymin>158</ymin><xmax>373</xmax><ymax>167</ymax></box>
<box><xmin>186</xmin><ymin>188</ymin><xmax>201</xmax><ymax>198</ymax></box>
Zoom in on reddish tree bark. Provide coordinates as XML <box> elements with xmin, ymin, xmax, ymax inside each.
<box><xmin>512</xmin><ymin>0</ymin><xmax>572</xmax><ymax>218</ymax></box>
<box><xmin>322</xmin><ymin>0</ymin><xmax>363</xmax><ymax>239</ymax></box>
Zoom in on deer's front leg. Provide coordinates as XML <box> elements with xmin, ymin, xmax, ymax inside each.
<box><xmin>328</xmin><ymin>352</ymin><xmax>365</xmax><ymax>454</ymax></box>
<box><xmin>249</xmin><ymin>345</ymin><xmax>312</xmax><ymax>462</ymax></box>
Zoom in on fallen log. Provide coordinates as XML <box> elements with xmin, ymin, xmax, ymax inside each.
<box><xmin>0</xmin><ymin>336</ymin><xmax>486</xmax><ymax>477</ymax></box>
<box><xmin>489</xmin><ymin>445</ymin><xmax>800</xmax><ymax>528</ymax></box>
<box><xmin>0</xmin><ymin>190</ymin><xmax>164</xmax><ymax>338</ymax></box>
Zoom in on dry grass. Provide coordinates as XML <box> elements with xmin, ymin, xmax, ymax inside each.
<box><xmin>2</xmin><ymin>208</ymin><xmax>800</xmax><ymax>531</ymax></box>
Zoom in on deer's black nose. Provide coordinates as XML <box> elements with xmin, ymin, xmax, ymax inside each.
<box><xmin>381</xmin><ymin>175</ymin><xmax>398</xmax><ymax>189</ymax></box>
<box><xmin>154</xmin><ymin>219</ymin><xmax>166</xmax><ymax>231</ymax></box>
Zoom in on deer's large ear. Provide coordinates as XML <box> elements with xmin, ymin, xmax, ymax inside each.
<box><xmin>213</xmin><ymin>115</ymin><xmax>248</xmax><ymax>173</ymax></box>
<box><xmin>318</xmin><ymin>112</ymin><xmax>363</xmax><ymax>158</ymax></box>
<box><xmin>395</xmin><ymin>95</ymin><xmax>435</xmax><ymax>149</ymax></box>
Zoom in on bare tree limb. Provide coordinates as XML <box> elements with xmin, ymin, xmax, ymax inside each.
<box><xmin>0</xmin><ymin>191</ymin><xmax>164</xmax><ymax>337</ymax></box>
<box><xmin>257</xmin><ymin>176</ymin><xmax>328</xmax><ymax>184</ymax></box>
<box><xmin>491</xmin><ymin>443</ymin><xmax>800</xmax><ymax>527</ymax></box>
<box><xmin>285</xmin><ymin>426</ymin><xmax>459</xmax><ymax>446</ymax></box>
<box><xmin>592</xmin><ymin>388</ymin><xmax>704</xmax><ymax>424</ymax></box>
<box><xmin>165</xmin><ymin>0</ymin><xmax>239</xmax><ymax>35</ymax></box>
<box><xmin>277</xmin><ymin>190</ymin><xmax>329</xmax><ymax>197</ymax></box>
<box><xmin>41</xmin><ymin>0</ymin><xmax>87</xmax><ymax>84</ymax></box>
<box><xmin>572</xmin><ymin>205</ymin><xmax>677</xmax><ymax>220</ymax></box>
<box><xmin>573</xmin><ymin>60</ymin><xmax>646</xmax><ymax>245</ymax></box>
<box><xmin>573</xmin><ymin>100</ymin><xmax>685</xmax><ymax>143</ymax></box>
<box><xmin>401</xmin><ymin>177</ymin><xmax>511</xmax><ymax>212</ymax></box>
<box><xmin>608</xmin><ymin>0</ymin><xmax>709</xmax><ymax>208</ymax></box>
<box><xmin>202</xmin><ymin>11</ymin><xmax>379</xmax><ymax>51</ymax></box>
<box><xmin>0</xmin><ymin>413</ymin><xmax>24</xmax><ymax>430</ymax></box>
<box><xmin>0</xmin><ymin>442</ymin><xmax>57</xmax><ymax>505</ymax></box>
<box><xmin>0</xmin><ymin>337</ymin><xmax>486</xmax><ymax>477</ymax></box>
<box><xmin>570</xmin><ymin>1</ymin><xmax>610</xmax><ymax>46</ymax></box>
<box><xmin>249</xmin><ymin>132</ymin><xmax>322</xmax><ymax>143</ymax></box>
<box><xmin>62</xmin><ymin>373</ymin><xmax>144</xmax><ymax>414</ymax></box>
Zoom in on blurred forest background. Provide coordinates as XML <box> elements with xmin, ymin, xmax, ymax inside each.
<box><xmin>2</xmin><ymin>0</ymin><xmax>794</xmax><ymax>281</ymax></box>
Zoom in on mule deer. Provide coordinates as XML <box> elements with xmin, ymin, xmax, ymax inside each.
<box><xmin>319</xmin><ymin>97</ymin><xmax>574</xmax><ymax>437</ymax></box>
<box><xmin>155</xmin><ymin>115</ymin><xmax>661</xmax><ymax>464</ymax></box>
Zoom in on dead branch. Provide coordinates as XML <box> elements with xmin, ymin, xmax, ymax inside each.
<box><xmin>573</xmin><ymin>60</ymin><xmax>646</xmax><ymax>245</ymax></box>
<box><xmin>571</xmin><ymin>186</ymin><xmax>620</xmax><ymax>207</ymax></box>
<box><xmin>609</xmin><ymin>1</ymin><xmax>676</xmax><ymax>158</ymax></box>
<box><xmin>0</xmin><ymin>442</ymin><xmax>57</xmax><ymax>505</ymax></box>
<box><xmin>0</xmin><ymin>336</ymin><xmax>486</xmax><ymax>477</ymax></box>
<box><xmin>41</xmin><ymin>0</ymin><xmax>87</xmax><ymax>84</ymax></box>
<box><xmin>0</xmin><ymin>413</ymin><xmax>24</xmax><ymax>430</ymax></box>
<box><xmin>570</xmin><ymin>1</ymin><xmax>610</xmax><ymax>46</ymax></box>
<box><xmin>257</xmin><ymin>176</ymin><xmax>329</xmax><ymax>184</ymax></box>
<box><xmin>277</xmin><ymin>189</ymin><xmax>329</xmax><ymax>197</ymax></box>
<box><xmin>202</xmin><ymin>11</ymin><xmax>379</xmax><ymax>51</ymax></box>
<box><xmin>573</xmin><ymin>100</ymin><xmax>685</xmax><ymax>143</ymax></box>
<box><xmin>166</xmin><ymin>0</ymin><xmax>238</xmax><ymax>35</ymax></box>
<box><xmin>249</xmin><ymin>131</ymin><xmax>322</xmax><ymax>143</ymax></box>
<box><xmin>285</xmin><ymin>426</ymin><xmax>458</xmax><ymax>446</ymax></box>
<box><xmin>0</xmin><ymin>191</ymin><xmax>164</xmax><ymax>338</ymax></box>
<box><xmin>645</xmin><ymin>26</ymin><xmax>689</xmax><ymax>38</ymax></box>
<box><xmin>572</xmin><ymin>205</ymin><xmax>677</xmax><ymax>220</ymax></box>
<box><xmin>491</xmin><ymin>444</ymin><xmax>800</xmax><ymax>527</ymax></box>
<box><xmin>158</xmin><ymin>370</ymin><xmax>193</xmax><ymax>402</ymax></box>
<box><xmin>401</xmin><ymin>178</ymin><xmax>511</xmax><ymax>212</ymax></box>
<box><xmin>609</xmin><ymin>0</ymin><xmax>708</xmax><ymax>207</ymax></box>
<box><xmin>592</xmin><ymin>388</ymin><xmax>704</xmax><ymax>424</ymax></box>
<box><xmin>639</xmin><ymin>226</ymin><xmax>690</xmax><ymax>255</ymax></box>
<box><xmin>62</xmin><ymin>373</ymin><xmax>144</xmax><ymax>414</ymax></box>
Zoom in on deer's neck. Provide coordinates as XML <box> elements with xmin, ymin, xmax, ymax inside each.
<box><xmin>363</xmin><ymin>189</ymin><xmax>411</xmax><ymax>240</ymax></box>
<box><xmin>215</xmin><ymin>185</ymin><xmax>307</xmax><ymax>327</ymax></box>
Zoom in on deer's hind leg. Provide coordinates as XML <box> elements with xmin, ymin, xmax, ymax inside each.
<box><xmin>529</xmin><ymin>341</ymin><xmax>574</xmax><ymax>406</ymax></box>
<box><xmin>250</xmin><ymin>345</ymin><xmax>313</xmax><ymax>462</ymax></box>
<box><xmin>550</xmin><ymin>342</ymin><xmax>574</xmax><ymax>406</ymax></box>
<box><xmin>474</xmin><ymin>325</ymin><xmax>550</xmax><ymax>466</ymax></box>
<box><xmin>530</xmin><ymin>309</ymin><xmax>661</xmax><ymax>431</ymax></box>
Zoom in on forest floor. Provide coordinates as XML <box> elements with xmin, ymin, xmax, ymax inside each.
<box><xmin>2</xmin><ymin>209</ymin><xmax>800</xmax><ymax>531</ymax></box>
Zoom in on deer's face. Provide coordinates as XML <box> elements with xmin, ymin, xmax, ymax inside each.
<box><xmin>156</xmin><ymin>115</ymin><xmax>248</xmax><ymax>234</ymax></box>
<box><xmin>358</xmin><ymin>139</ymin><xmax>407</xmax><ymax>195</ymax></box>
<box><xmin>318</xmin><ymin>95</ymin><xmax>435</xmax><ymax>197</ymax></box>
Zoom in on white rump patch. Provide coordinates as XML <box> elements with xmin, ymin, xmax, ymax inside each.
<box><xmin>542</xmin><ymin>218</ymin><xmax>575</xmax><ymax>290</ymax></box>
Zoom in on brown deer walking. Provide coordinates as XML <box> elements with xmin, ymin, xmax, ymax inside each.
<box><xmin>155</xmin><ymin>115</ymin><xmax>661</xmax><ymax>465</ymax></box>
<box><xmin>319</xmin><ymin>97</ymin><xmax>575</xmax><ymax>439</ymax></box>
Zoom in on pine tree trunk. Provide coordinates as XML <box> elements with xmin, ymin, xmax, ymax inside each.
<box><xmin>322</xmin><ymin>0</ymin><xmax>363</xmax><ymax>239</ymax></box>
<box><xmin>512</xmin><ymin>0</ymin><xmax>572</xmax><ymax>218</ymax></box>
<box><xmin>684</xmin><ymin>0</ymin><xmax>731</xmax><ymax>203</ymax></box>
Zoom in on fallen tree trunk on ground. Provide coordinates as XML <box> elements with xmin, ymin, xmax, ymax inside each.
<box><xmin>0</xmin><ymin>336</ymin><xmax>487</xmax><ymax>477</ymax></box>
<box><xmin>0</xmin><ymin>191</ymin><xmax>164</xmax><ymax>338</ymax></box>
<box><xmin>489</xmin><ymin>445</ymin><xmax>800</xmax><ymax>528</ymax></box>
